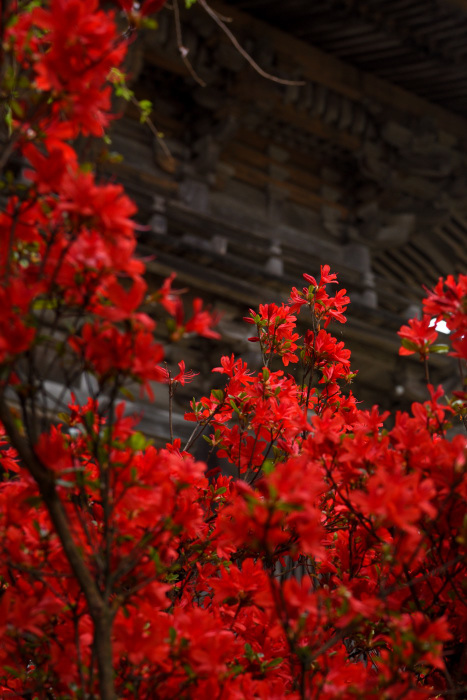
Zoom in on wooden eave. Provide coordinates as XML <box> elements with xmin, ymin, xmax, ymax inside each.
<box><xmin>206</xmin><ymin>0</ymin><xmax>467</xmax><ymax>141</ymax></box>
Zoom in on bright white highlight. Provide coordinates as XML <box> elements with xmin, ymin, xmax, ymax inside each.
<box><xmin>430</xmin><ymin>318</ymin><xmax>450</xmax><ymax>335</ymax></box>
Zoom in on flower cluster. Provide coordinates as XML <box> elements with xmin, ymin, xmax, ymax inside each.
<box><xmin>289</xmin><ymin>266</ymin><xmax>350</xmax><ymax>327</ymax></box>
<box><xmin>399</xmin><ymin>273</ymin><xmax>467</xmax><ymax>421</ymax></box>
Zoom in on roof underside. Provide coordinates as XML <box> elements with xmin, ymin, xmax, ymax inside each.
<box><xmin>229</xmin><ymin>0</ymin><xmax>467</xmax><ymax>116</ymax></box>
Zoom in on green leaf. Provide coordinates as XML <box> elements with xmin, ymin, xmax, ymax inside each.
<box><xmin>185</xmin><ymin>0</ymin><xmax>197</xmax><ymax>7</ymax></box>
<box><xmin>141</xmin><ymin>17</ymin><xmax>158</xmax><ymax>29</ymax></box>
<box><xmin>139</xmin><ymin>99</ymin><xmax>153</xmax><ymax>124</ymax></box>
<box><xmin>105</xmin><ymin>151</ymin><xmax>123</xmax><ymax>164</ymax></box>
<box><xmin>400</xmin><ymin>338</ymin><xmax>418</xmax><ymax>351</ymax></box>
<box><xmin>429</xmin><ymin>344</ymin><xmax>449</xmax><ymax>354</ymax></box>
<box><xmin>182</xmin><ymin>663</ymin><xmax>196</xmax><ymax>679</ymax></box>
<box><xmin>148</xmin><ymin>547</ymin><xmax>162</xmax><ymax>572</ymax></box>
<box><xmin>5</xmin><ymin>105</ymin><xmax>13</xmax><ymax>136</ymax></box>
<box><xmin>25</xmin><ymin>0</ymin><xmax>42</xmax><ymax>11</ymax></box>
<box><xmin>261</xmin><ymin>459</ymin><xmax>275</xmax><ymax>475</ymax></box>
<box><xmin>32</xmin><ymin>297</ymin><xmax>58</xmax><ymax>310</ymax></box>
<box><xmin>18</xmin><ymin>75</ymin><xmax>31</xmax><ymax>90</ymax></box>
<box><xmin>114</xmin><ymin>84</ymin><xmax>133</xmax><ymax>101</ymax></box>
<box><xmin>80</xmin><ymin>162</ymin><xmax>94</xmax><ymax>174</ymax></box>
<box><xmin>11</xmin><ymin>100</ymin><xmax>24</xmax><ymax>119</ymax></box>
<box><xmin>129</xmin><ymin>431</ymin><xmax>150</xmax><ymax>451</ymax></box>
<box><xmin>108</xmin><ymin>67</ymin><xmax>125</xmax><ymax>83</ymax></box>
<box><xmin>25</xmin><ymin>495</ymin><xmax>43</xmax><ymax>509</ymax></box>
<box><xmin>55</xmin><ymin>478</ymin><xmax>73</xmax><ymax>488</ymax></box>
<box><xmin>57</xmin><ymin>412</ymin><xmax>71</xmax><ymax>425</ymax></box>
<box><xmin>229</xmin><ymin>398</ymin><xmax>241</xmax><ymax>414</ymax></box>
<box><xmin>120</xmin><ymin>386</ymin><xmax>135</xmax><ymax>401</ymax></box>
<box><xmin>2</xmin><ymin>666</ymin><xmax>22</xmax><ymax>678</ymax></box>
<box><xmin>83</xmin><ymin>411</ymin><xmax>95</xmax><ymax>432</ymax></box>
<box><xmin>230</xmin><ymin>664</ymin><xmax>244</xmax><ymax>675</ymax></box>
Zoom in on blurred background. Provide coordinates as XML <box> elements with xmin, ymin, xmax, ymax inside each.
<box><xmin>97</xmin><ymin>0</ymin><xmax>467</xmax><ymax>441</ymax></box>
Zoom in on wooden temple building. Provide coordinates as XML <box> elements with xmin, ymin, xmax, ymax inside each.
<box><xmin>100</xmin><ymin>0</ymin><xmax>467</xmax><ymax>441</ymax></box>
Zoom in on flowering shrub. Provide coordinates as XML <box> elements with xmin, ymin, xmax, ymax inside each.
<box><xmin>0</xmin><ymin>2</ymin><xmax>466</xmax><ymax>699</ymax></box>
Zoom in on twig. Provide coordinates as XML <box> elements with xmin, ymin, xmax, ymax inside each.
<box><xmin>173</xmin><ymin>0</ymin><xmax>207</xmax><ymax>87</ymax></box>
<box><xmin>380</xmin><ymin>553</ymin><xmax>466</xmax><ymax>599</ymax></box>
<box><xmin>129</xmin><ymin>94</ymin><xmax>174</xmax><ymax>164</ymax></box>
<box><xmin>183</xmin><ymin>402</ymin><xmax>222</xmax><ymax>452</ymax></box>
<box><xmin>423</xmin><ymin>355</ymin><xmax>430</xmax><ymax>385</ymax></box>
<box><xmin>166</xmin><ymin>366</ymin><xmax>174</xmax><ymax>443</ymax></box>
<box><xmin>198</xmin><ymin>0</ymin><xmax>305</xmax><ymax>87</ymax></box>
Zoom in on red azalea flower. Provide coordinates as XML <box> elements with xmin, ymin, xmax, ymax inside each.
<box><xmin>398</xmin><ymin>315</ymin><xmax>438</xmax><ymax>359</ymax></box>
<box><xmin>160</xmin><ymin>360</ymin><xmax>199</xmax><ymax>386</ymax></box>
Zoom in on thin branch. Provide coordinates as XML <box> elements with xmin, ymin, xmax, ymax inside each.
<box><xmin>0</xmin><ymin>398</ymin><xmax>117</xmax><ymax>700</ymax></box>
<box><xmin>183</xmin><ymin>402</ymin><xmax>222</xmax><ymax>452</ymax></box>
<box><xmin>168</xmin><ymin>386</ymin><xmax>174</xmax><ymax>443</ymax></box>
<box><xmin>423</xmin><ymin>356</ymin><xmax>430</xmax><ymax>385</ymax></box>
<box><xmin>129</xmin><ymin>94</ymin><xmax>175</xmax><ymax>167</ymax></box>
<box><xmin>380</xmin><ymin>553</ymin><xmax>466</xmax><ymax>599</ymax></box>
<box><xmin>198</xmin><ymin>0</ymin><xmax>305</xmax><ymax>86</ymax></box>
<box><xmin>173</xmin><ymin>0</ymin><xmax>207</xmax><ymax>87</ymax></box>
<box><xmin>0</xmin><ymin>400</ymin><xmax>104</xmax><ymax>618</ymax></box>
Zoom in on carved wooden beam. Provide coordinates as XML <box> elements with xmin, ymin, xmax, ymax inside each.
<box><xmin>206</xmin><ymin>0</ymin><xmax>467</xmax><ymax>141</ymax></box>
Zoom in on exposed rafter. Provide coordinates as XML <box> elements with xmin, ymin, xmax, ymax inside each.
<box><xmin>205</xmin><ymin>0</ymin><xmax>467</xmax><ymax>139</ymax></box>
